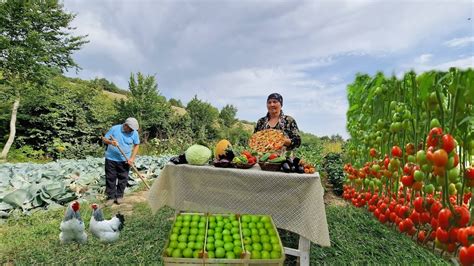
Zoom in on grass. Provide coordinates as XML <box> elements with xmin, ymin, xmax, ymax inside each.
<box><xmin>0</xmin><ymin>201</ymin><xmax>450</xmax><ymax>265</ymax></box>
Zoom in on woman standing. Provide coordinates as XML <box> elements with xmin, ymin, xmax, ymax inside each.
<box><xmin>254</xmin><ymin>93</ymin><xmax>301</xmax><ymax>150</ymax></box>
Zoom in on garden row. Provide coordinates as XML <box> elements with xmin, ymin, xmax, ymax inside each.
<box><xmin>344</xmin><ymin>68</ymin><xmax>474</xmax><ymax>265</ymax></box>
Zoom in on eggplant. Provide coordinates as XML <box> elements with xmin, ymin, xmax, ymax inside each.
<box><xmin>170</xmin><ymin>154</ymin><xmax>188</xmax><ymax>164</ymax></box>
<box><xmin>282</xmin><ymin>162</ymin><xmax>291</xmax><ymax>173</ymax></box>
<box><xmin>292</xmin><ymin>157</ymin><xmax>301</xmax><ymax>168</ymax></box>
<box><xmin>296</xmin><ymin>165</ymin><xmax>305</xmax><ymax>174</ymax></box>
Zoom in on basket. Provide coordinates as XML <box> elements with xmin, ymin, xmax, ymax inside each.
<box><xmin>233</xmin><ymin>163</ymin><xmax>256</xmax><ymax>169</ymax></box>
<box><xmin>258</xmin><ymin>162</ymin><xmax>282</xmax><ymax>172</ymax></box>
<box><xmin>213</xmin><ymin>160</ymin><xmax>233</xmax><ymax>168</ymax></box>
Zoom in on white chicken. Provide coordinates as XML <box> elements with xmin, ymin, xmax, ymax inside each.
<box><xmin>59</xmin><ymin>201</ymin><xmax>87</xmax><ymax>244</ymax></box>
<box><xmin>89</xmin><ymin>203</ymin><xmax>125</xmax><ymax>243</ymax></box>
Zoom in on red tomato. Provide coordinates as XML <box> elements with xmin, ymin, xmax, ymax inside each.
<box><xmin>405</xmin><ymin>143</ymin><xmax>415</xmax><ymax>155</ymax></box>
<box><xmin>438</xmin><ymin>208</ymin><xmax>452</xmax><ymax>230</ymax></box>
<box><xmin>459</xmin><ymin>245</ymin><xmax>474</xmax><ymax>266</ymax></box>
<box><xmin>441</xmin><ymin>134</ymin><xmax>456</xmax><ymax>153</ymax></box>
<box><xmin>436</xmin><ymin>227</ymin><xmax>449</xmax><ymax>243</ymax></box>
<box><xmin>369</xmin><ymin>148</ymin><xmax>377</xmax><ymax>157</ymax></box>
<box><xmin>455</xmin><ymin>206</ymin><xmax>470</xmax><ymax>227</ymax></box>
<box><xmin>430</xmin><ymin>201</ymin><xmax>442</xmax><ymax>217</ymax></box>
<box><xmin>413</xmin><ymin>197</ymin><xmax>424</xmax><ymax>213</ymax></box>
<box><xmin>401</xmin><ymin>175</ymin><xmax>414</xmax><ymax>187</ymax></box>
<box><xmin>457</xmin><ymin>228</ymin><xmax>469</xmax><ymax>247</ymax></box>
<box><xmin>391</xmin><ymin>146</ymin><xmax>402</xmax><ymax>158</ymax></box>
<box><xmin>466</xmin><ymin>167</ymin><xmax>474</xmax><ymax>180</ymax></box>
<box><xmin>417</xmin><ymin>230</ymin><xmax>426</xmax><ymax>243</ymax></box>
<box><xmin>432</xmin><ymin>149</ymin><xmax>448</xmax><ymax>167</ymax></box>
<box><xmin>268</xmin><ymin>153</ymin><xmax>279</xmax><ymax>160</ymax></box>
<box><xmin>242</xmin><ymin>150</ymin><xmax>252</xmax><ymax>158</ymax></box>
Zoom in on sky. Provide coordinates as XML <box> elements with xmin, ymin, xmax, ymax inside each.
<box><xmin>63</xmin><ymin>0</ymin><xmax>474</xmax><ymax>139</ymax></box>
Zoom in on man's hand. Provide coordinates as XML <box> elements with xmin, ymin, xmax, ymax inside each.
<box><xmin>102</xmin><ymin>136</ymin><xmax>119</xmax><ymax>147</ymax></box>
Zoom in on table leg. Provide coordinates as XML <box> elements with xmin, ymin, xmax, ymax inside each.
<box><xmin>283</xmin><ymin>235</ymin><xmax>310</xmax><ymax>266</ymax></box>
<box><xmin>298</xmin><ymin>235</ymin><xmax>310</xmax><ymax>266</ymax></box>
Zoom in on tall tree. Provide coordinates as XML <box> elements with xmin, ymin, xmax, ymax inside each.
<box><xmin>219</xmin><ymin>104</ymin><xmax>238</xmax><ymax>128</ymax></box>
<box><xmin>0</xmin><ymin>0</ymin><xmax>87</xmax><ymax>160</ymax></box>
<box><xmin>186</xmin><ymin>96</ymin><xmax>219</xmax><ymax>143</ymax></box>
<box><xmin>116</xmin><ymin>73</ymin><xmax>172</xmax><ymax>142</ymax></box>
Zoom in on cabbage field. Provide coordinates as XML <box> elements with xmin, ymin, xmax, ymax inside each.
<box><xmin>0</xmin><ymin>155</ymin><xmax>172</xmax><ymax>218</ymax></box>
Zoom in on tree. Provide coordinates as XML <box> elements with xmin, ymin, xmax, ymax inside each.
<box><xmin>0</xmin><ymin>0</ymin><xmax>87</xmax><ymax>160</ymax></box>
<box><xmin>169</xmin><ymin>98</ymin><xmax>184</xmax><ymax>108</ymax></box>
<box><xmin>219</xmin><ymin>104</ymin><xmax>238</xmax><ymax>128</ymax></box>
<box><xmin>115</xmin><ymin>73</ymin><xmax>172</xmax><ymax>142</ymax></box>
<box><xmin>186</xmin><ymin>96</ymin><xmax>219</xmax><ymax>143</ymax></box>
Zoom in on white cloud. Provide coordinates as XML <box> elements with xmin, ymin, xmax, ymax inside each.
<box><xmin>62</xmin><ymin>0</ymin><xmax>472</xmax><ymax>138</ymax></box>
<box><xmin>415</xmin><ymin>54</ymin><xmax>433</xmax><ymax>64</ymax></box>
<box><xmin>444</xmin><ymin>36</ymin><xmax>474</xmax><ymax>48</ymax></box>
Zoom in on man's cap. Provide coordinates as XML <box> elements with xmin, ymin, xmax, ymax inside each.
<box><xmin>125</xmin><ymin>117</ymin><xmax>139</xmax><ymax>131</ymax></box>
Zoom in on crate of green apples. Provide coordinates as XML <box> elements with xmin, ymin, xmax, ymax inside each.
<box><xmin>162</xmin><ymin>212</ymin><xmax>284</xmax><ymax>265</ymax></box>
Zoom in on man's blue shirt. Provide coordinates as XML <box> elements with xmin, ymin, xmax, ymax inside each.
<box><xmin>104</xmin><ymin>124</ymin><xmax>140</xmax><ymax>162</ymax></box>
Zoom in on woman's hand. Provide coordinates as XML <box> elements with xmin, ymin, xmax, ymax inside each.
<box><xmin>284</xmin><ymin>138</ymin><xmax>291</xmax><ymax>147</ymax></box>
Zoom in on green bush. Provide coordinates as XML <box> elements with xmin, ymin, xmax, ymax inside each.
<box><xmin>4</xmin><ymin>145</ymin><xmax>50</xmax><ymax>163</ymax></box>
<box><xmin>322</xmin><ymin>152</ymin><xmax>344</xmax><ymax>196</ymax></box>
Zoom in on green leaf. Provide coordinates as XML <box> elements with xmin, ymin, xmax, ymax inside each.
<box><xmin>2</xmin><ymin>189</ymin><xmax>32</xmax><ymax>207</ymax></box>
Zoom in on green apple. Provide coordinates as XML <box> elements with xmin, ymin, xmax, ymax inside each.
<box><xmin>251</xmin><ymin>250</ymin><xmax>261</xmax><ymax>259</ymax></box>
<box><xmin>260</xmin><ymin>235</ymin><xmax>270</xmax><ymax>243</ymax></box>
<box><xmin>194</xmin><ymin>242</ymin><xmax>203</xmax><ymax>251</ymax></box>
<box><xmin>178</xmin><ymin>234</ymin><xmax>188</xmax><ymax>242</ymax></box>
<box><xmin>233</xmin><ymin>246</ymin><xmax>243</xmax><ymax>256</ymax></box>
<box><xmin>183</xmin><ymin>215</ymin><xmax>192</xmax><ymax>222</ymax></box>
<box><xmin>176</xmin><ymin>215</ymin><xmax>183</xmax><ymax>221</ymax></box>
<box><xmin>272</xmin><ymin>244</ymin><xmax>282</xmax><ymax>252</ymax></box>
<box><xmin>252</xmin><ymin>243</ymin><xmax>262</xmax><ymax>251</ymax></box>
<box><xmin>269</xmin><ymin>236</ymin><xmax>279</xmax><ymax>244</ymax></box>
<box><xmin>226</xmin><ymin>251</ymin><xmax>236</xmax><ymax>259</ymax></box>
<box><xmin>270</xmin><ymin>250</ymin><xmax>281</xmax><ymax>259</ymax></box>
<box><xmin>206</xmin><ymin>242</ymin><xmax>215</xmax><ymax>251</ymax></box>
<box><xmin>223</xmin><ymin>235</ymin><xmax>233</xmax><ymax>243</ymax></box>
<box><xmin>171</xmin><ymin>248</ymin><xmax>182</xmax><ymax>258</ymax></box>
<box><xmin>215</xmin><ymin>240</ymin><xmax>224</xmax><ymax>248</ymax></box>
<box><xmin>244</xmin><ymin>244</ymin><xmax>253</xmax><ymax>251</ymax></box>
<box><xmin>224</xmin><ymin>242</ymin><xmax>234</xmax><ymax>251</ymax></box>
<box><xmin>262</xmin><ymin>243</ymin><xmax>272</xmax><ymax>251</ymax></box>
<box><xmin>174</xmin><ymin>221</ymin><xmax>183</xmax><ymax>228</ymax></box>
<box><xmin>206</xmin><ymin>236</ymin><xmax>214</xmax><ymax>243</ymax></box>
<box><xmin>261</xmin><ymin>250</ymin><xmax>271</xmax><ymax>259</ymax></box>
<box><xmin>207</xmin><ymin>251</ymin><xmax>215</xmax><ymax>258</ymax></box>
<box><xmin>177</xmin><ymin>242</ymin><xmax>187</xmax><ymax>249</ymax></box>
<box><xmin>182</xmin><ymin>248</ymin><xmax>193</xmax><ymax>258</ymax></box>
<box><xmin>192</xmin><ymin>215</ymin><xmax>200</xmax><ymax>222</ymax></box>
<box><xmin>170</xmin><ymin>233</ymin><xmax>178</xmax><ymax>241</ymax></box>
<box><xmin>165</xmin><ymin>247</ymin><xmax>174</xmax><ymax>256</ymax></box>
<box><xmin>169</xmin><ymin>240</ymin><xmax>178</xmax><ymax>248</ymax></box>
<box><xmin>187</xmin><ymin>242</ymin><xmax>195</xmax><ymax>249</ymax></box>
<box><xmin>241</xmin><ymin>215</ymin><xmax>251</xmax><ymax>223</ymax></box>
<box><xmin>215</xmin><ymin>247</ymin><xmax>225</xmax><ymax>258</ymax></box>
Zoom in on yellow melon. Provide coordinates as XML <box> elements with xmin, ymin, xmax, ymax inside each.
<box><xmin>215</xmin><ymin>139</ymin><xmax>232</xmax><ymax>159</ymax></box>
